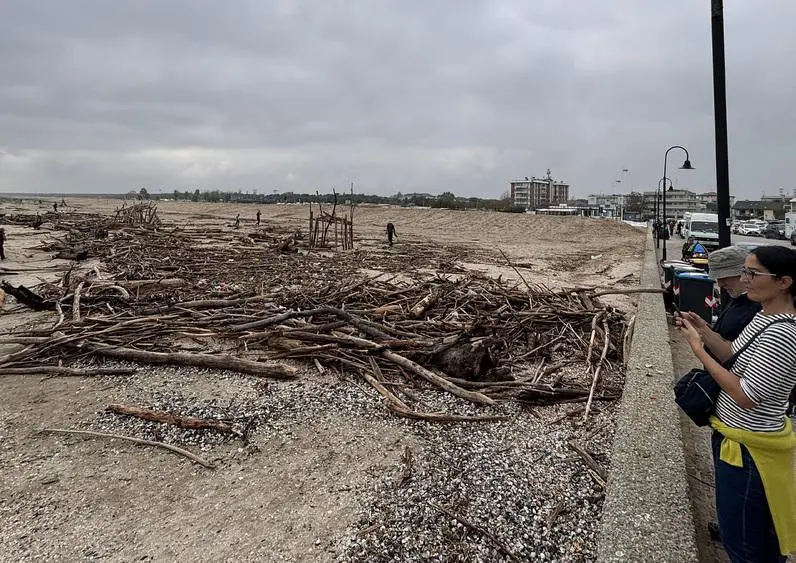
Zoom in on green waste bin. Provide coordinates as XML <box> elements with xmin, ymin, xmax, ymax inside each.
<box><xmin>675</xmin><ymin>271</ymin><xmax>716</xmax><ymax>322</ymax></box>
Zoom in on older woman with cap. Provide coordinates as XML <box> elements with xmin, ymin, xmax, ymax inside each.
<box><xmin>677</xmin><ymin>245</ymin><xmax>761</xmax><ymax>360</ymax></box>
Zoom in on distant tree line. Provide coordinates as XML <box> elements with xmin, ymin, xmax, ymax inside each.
<box><xmin>149</xmin><ymin>188</ymin><xmax>526</xmax><ymax>212</ymax></box>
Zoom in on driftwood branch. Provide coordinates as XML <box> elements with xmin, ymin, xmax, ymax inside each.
<box><xmin>72</xmin><ymin>281</ymin><xmax>84</xmax><ymax>323</ymax></box>
<box><xmin>584</xmin><ymin>316</ymin><xmax>611</xmax><ymax>421</ymax></box>
<box><xmin>1</xmin><ymin>366</ymin><xmax>136</xmax><ymax>377</ymax></box>
<box><xmin>106</xmin><ymin>403</ymin><xmax>242</xmax><ymax>437</ymax></box>
<box><xmin>428</xmin><ymin>501</ymin><xmax>521</xmax><ymax>562</ymax></box>
<box><xmin>81</xmin><ymin>343</ymin><xmax>298</xmax><ymax>379</ymax></box>
<box><xmin>359</xmin><ymin>358</ymin><xmax>506</xmax><ymax>422</ymax></box>
<box><xmin>39</xmin><ymin>428</ymin><xmax>215</xmax><ymax>469</ymax></box>
<box><xmin>567</xmin><ymin>439</ymin><xmax>607</xmax><ymax>487</ymax></box>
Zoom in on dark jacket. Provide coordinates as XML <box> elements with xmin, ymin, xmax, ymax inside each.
<box><xmin>706</xmin><ymin>293</ymin><xmax>761</xmax><ymax>363</ymax></box>
<box><xmin>713</xmin><ymin>293</ymin><xmax>761</xmax><ymax>342</ymax></box>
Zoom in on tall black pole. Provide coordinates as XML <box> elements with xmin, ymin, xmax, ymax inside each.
<box><xmin>712</xmin><ymin>0</ymin><xmax>731</xmax><ymax>248</ymax></box>
<box><xmin>655</xmin><ymin>188</ymin><xmax>661</xmax><ymax>248</ymax></box>
<box><xmin>663</xmin><ymin>159</ymin><xmax>669</xmax><ymax>261</ymax></box>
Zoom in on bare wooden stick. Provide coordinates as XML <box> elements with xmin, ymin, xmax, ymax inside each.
<box><xmin>360</xmin><ymin>358</ymin><xmax>505</xmax><ymax>422</ymax></box>
<box><xmin>590</xmin><ymin>287</ymin><xmax>665</xmax><ymax>298</ymax></box>
<box><xmin>81</xmin><ymin>342</ymin><xmax>298</xmax><ymax>379</ymax></box>
<box><xmin>622</xmin><ymin>314</ymin><xmax>636</xmax><ymax>367</ymax></box>
<box><xmin>1</xmin><ymin>366</ymin><xmax>136</xmax><ymax>377</ymax></box>
<box><xmin>428</xmin><ymin>501</ymin><xmax>521</xmax><ymax>562</ymax></box>
<box><xmin>380</xmin><ymin>350</ymin><xmax>495</xmax><ymax>405</ymax></box>
<box><xmin>584</xmin><ymin>316</ymin><xmax>611</xmax><ymax>421</ymax></box>
<box><xmin>107</xmin><ymin>403</ymin><xmax>241</xmax><ymax>436</ymax></box>
<box><xmin>499</xmin><ymin>248</ymin><xmax>533</xmax><ymax>293</ymax></box>
<box><xmin>72</xmin><ymin>281</ymin><xmax>84</xmax><ymax>323</ymax></box>
<box><xmin>53</xmin><ymin>302</ymin><xmax>65</xmax><ymax>330</ymax></box>
<box><xmin>92</xmin><ymin>278</ymin><xmax>186</xmax><ymax>290</ymax></box>
<box><xmin>585</xmin><ymin>313</ymin><xmax>600</xmax><ymax>372</ymax></box>
<box><xmin>409</xmin><ymin>287</ymin><xmax>443</xmax><ymax>319</ymax></box>
<box><xmin>567</xmin><ymin>440</ymin><xmax>607</xmax><ymax>484</ymax></box>
<box><xmin>39</xmin><ymin>428</ymin><xmax>215</xmax><ymax>469</ymax></box>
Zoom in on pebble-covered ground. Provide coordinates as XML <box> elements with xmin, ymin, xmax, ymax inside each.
<box><xmin>71</xmin><ymin>357</ymin><xmax>616</xmax><ymax>562</ymax></box>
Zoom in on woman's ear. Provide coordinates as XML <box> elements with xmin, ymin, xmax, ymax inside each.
<box><xmin>779</xmin><ymin>275</ymin><xmax>795</xmax><ymax>295</ymax></box>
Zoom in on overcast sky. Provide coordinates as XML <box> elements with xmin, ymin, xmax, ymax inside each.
<box><xmin>0</xmin><ymin>1</ymin><xmax>794</xmax><ymax>199</ymax></box>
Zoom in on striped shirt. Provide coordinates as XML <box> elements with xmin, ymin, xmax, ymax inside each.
<box><xmin>715</xmin><ymin>312</ymin><xmax>796</xmax><ymax>432</ymax></box>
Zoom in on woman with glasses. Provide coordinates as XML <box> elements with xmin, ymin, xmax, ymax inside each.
<box><xmin>679</xmin><ymin>245</ymin><xmax>796</xmax><ymax>562</ymax></box>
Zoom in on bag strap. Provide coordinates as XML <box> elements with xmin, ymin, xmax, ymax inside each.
<box><xmin>723</xmin><ymin>317</ymin><xmax>796</xmax><ymax>368</ymax></box>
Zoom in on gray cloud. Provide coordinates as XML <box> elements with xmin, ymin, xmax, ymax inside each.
<box><xmin>1</xmin><ymin>0</ymin><xmax>795</xmax><ymax>198</ymax></box>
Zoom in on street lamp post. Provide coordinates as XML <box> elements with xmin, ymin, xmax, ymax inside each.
<box><xmin>617</xmin><ymin>168</ymin><xmax>629</xmax><ymax>219</ymax></box>
<box><xmin>662</xmin><ymin>146</ymin><xmax>694</xmax><ymax>261</ymax></box>
<box><xmin>656</xmin><ymin>177</ymin><xmax>672</xmax><ymax>249</ymax></box>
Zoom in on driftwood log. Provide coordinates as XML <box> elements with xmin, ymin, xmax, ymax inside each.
<box><xmin>1</xmin><ymin>281</ymin><xmax>54</xmax><ymax>311</ymax></box>
<box><xmin>106</xmin><ymin>404</ymin><xmax>242</xmax><ymax>436</ymax></box>
<box><xmin>80</xmin><ymin>343</ymin><xmax>298</xmax><ymax>379</ymax></box>
<box><xmin>39</xmin><ymin>428</ymin><xmax>214</xmax><ymax>469</ymax></box>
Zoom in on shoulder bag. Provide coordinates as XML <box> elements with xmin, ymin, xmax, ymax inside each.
<box><xmin>674</xmin><ymin>318</ymin><xmax>795</xmax><ymax>426</ymax></box>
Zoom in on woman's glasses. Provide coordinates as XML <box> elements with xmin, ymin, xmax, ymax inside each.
<box><xmin>740</xmin><ymin>267</ymin><xmax>778</xmax><ymax>280</ymax></box>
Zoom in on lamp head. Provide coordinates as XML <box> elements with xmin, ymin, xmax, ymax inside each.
<box><xmin>680</xmin><ymin>159</ymin><xmax>694</xmax><ymax>170</ymax></box>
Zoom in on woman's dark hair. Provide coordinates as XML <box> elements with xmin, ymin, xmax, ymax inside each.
<box><xmin>750</xmin><ymin>245</ymin><xmax>796</xmax><ymax>295</ymax></box>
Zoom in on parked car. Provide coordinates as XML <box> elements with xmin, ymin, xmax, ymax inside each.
<box><xmin>739</xmin><ymin>222</ymin><xmax>763</xmax><ymax>236</ymax></box>
<box><xmin>763</xmin><ymin>220</ymin><xmax>786</xmax><ymax>239</ymax></box>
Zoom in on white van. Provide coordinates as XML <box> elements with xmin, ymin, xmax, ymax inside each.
<box><xmin>785</xmin><ymin>213</ymin><xmax>796</xmax><ymax>239</ymax></box>
<box><xmin>683</xmin><ymin>212</ymin><xmax>720</xmax><ymax>249</ymax></box>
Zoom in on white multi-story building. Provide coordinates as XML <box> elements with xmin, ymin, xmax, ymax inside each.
<box><xmin>586</xmin><ymin>193</ymin><xmax>627</xmax><ymax>217</ymax></box>
<box><xmin>642</xmin><ymin>189</ymin><xmax>702</xmax><ymax>219</ymax></box>
<box><xmin>510</xmin><ymin>169</ymin><xmax>569</xmax><ymax>210</ymax></box>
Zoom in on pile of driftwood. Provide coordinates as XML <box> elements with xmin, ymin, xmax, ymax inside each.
<box><xmin>1</xmin><ymin>212</ymin><xmax>636</xmax><ymax>421</ymax></box>
<box><xmin>114</xmin><ymin>201</ymin><xmax>160</xmax><ymax>226</ymax></box>
<box><xmin>308</xmin><ymin>189</ymin><xmax>354</xmax><ymax>250</ymax></box>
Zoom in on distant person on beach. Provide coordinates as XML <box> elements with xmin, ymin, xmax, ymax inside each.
<box><xmin>234</xmin><ymin>214</ymin><xmax>241</xmax><ymax>229</ymax></box>
<box><xmin>33</xmin><ymin>213</ymin><xmax>42</xmax><ymax>230</ymax></box>
<box><xmin>53</xmin><ymin>202</ymin><xmax>58</xmax><ymax>213</ymax></box>
<box><xmin>386</xmin><ymin>222</ymin><xmax>397</xmax><ymax>247</ymax></box>
<box><xmin>256</xmin><ymin>210</ymin><xmax>261</xmax><ymax>226</ymax></box>
<box><xmin>0</xmin><ymin>228</ymin><xmax>5</xmax><ymax>260</ymax></box>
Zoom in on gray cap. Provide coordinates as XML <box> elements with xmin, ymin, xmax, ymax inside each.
<box><xmin>708</xmin><ymin>245</ymin><xmax>749</xmax><ymax>280</ymax></box>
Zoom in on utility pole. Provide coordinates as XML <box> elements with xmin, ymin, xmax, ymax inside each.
<box><xmin>712</xmin><ymin>0</ymin><xmax>731</xmax><ymax>248</ymax></box>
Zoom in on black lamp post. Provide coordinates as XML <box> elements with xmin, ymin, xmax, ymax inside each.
<box><xmin>655</xmin><ymin>177</ymin><xmax>673</xmax><ymax>249</ymax></box>
<box><xmin>662</xmin><ymin>146</ymin><xmax>694</xmax><ymax>261</ymax></box>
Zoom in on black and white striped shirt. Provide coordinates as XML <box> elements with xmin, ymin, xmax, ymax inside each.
<box><xmin>715</xmin><ymin>312</ymin><xmax>796</xmax><ymax>432</ymax></box>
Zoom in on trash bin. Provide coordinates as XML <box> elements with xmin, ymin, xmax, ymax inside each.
<box><xmin>661</xmin><ymin>261</ymin><xmax>695</xmax><ymax>290</ymax></box>
<box><xmin>662</xmin><ymin>263</ymin><xmax>701</xmax><ymax>312</ymax></box>
<box><xmin>675</xmin><ymin>271</ymin><xmax>716</xmax><ymax>322</ymax></box>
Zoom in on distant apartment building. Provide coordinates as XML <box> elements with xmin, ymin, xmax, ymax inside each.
<box><xmin>697</xmin><ymin>192</ymin><xmax>717</xmax><ymax>204</ymax></box>
<box><xmin>587</xmin><ymin>193</ymin><xmax>626</xmax><ymax>217</ymax></box>
<box><xmin>510</xmin><ymin>169</ymin><xmax>569</xmax><ymax>210</ymax></box>
<box><xmin>642</xmin><ymin>189</ymin><xmax>701</xmax><ymax>219</ymax></box>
